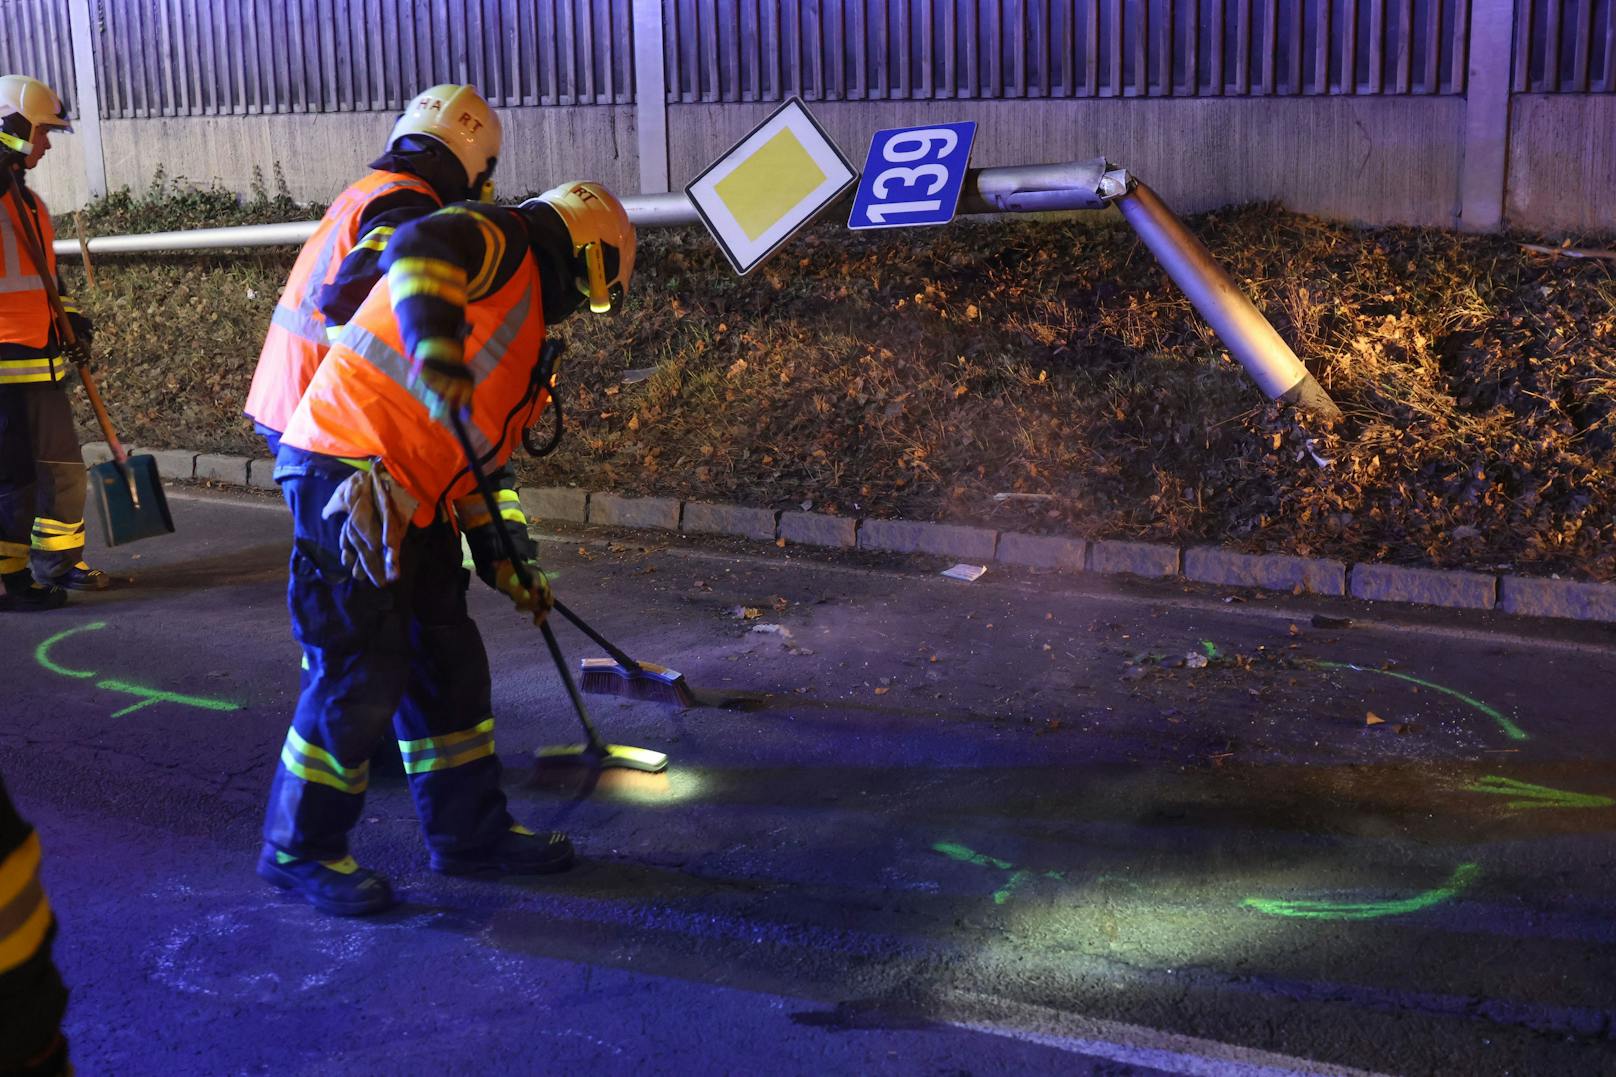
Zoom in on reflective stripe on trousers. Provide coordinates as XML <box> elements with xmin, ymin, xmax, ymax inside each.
<box><xmin>0</xmin><ymin>831</ymin><xmax>52</xmax><ymax>975</ymax></box>
<box><xmin>262</xmin><ymin>466</ymin><xmax>512</xmax><ymax>861</ymax></box>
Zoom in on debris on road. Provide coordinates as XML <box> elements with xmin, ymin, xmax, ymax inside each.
<box><xmin>1366</xmin><ymin>711</ymin><xmax>1386</xmax><ymax>726</ymax></box>
<box><xmin>941</xmin><ymin>564</ymin><xmax>987</xmax><ymax>582</ymax></box>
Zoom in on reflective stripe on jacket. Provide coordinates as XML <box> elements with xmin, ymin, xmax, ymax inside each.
<box><xmin>280</xmin><ymin>260</ymin><xmax>549</xmax><ymax>528</ymax></box>
<box><xmin>0</xmin><ymin>186</ymin><xmax>62</xmax><ymax>384</ymax></box>
<box><xmin>243</xmin><ymin>170</ymin><xmax>437</xmax><ymax>432</ymax></box>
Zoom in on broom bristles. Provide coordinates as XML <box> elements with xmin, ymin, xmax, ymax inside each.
<box><xmin>579</xmin><ymin>657</ymin><xmax>698</xmax><ymax>708</ymax></box>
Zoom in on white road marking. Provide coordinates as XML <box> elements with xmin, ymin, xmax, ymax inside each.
<box><xmin>941</xmin><ymin>990</ymin><xmax>1393</xmax><ymax>1077</ymax></box>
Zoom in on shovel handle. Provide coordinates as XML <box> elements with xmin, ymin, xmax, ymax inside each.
<box><xmin>76</xmin><ymin>364</ymin><xmax>130</xmax><ymax>466</ymax></box>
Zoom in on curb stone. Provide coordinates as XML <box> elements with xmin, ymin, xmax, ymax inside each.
<box><xmin>858</xmin><ymin>518</ymin><xmax>997</xmax><ymax>560</ymax></box>
<box><xmin>81</xmin><ymin>441</ymin><xmax>114</xmax><ymax>467</ymax></box>
<box><xmin>779</xmin><ymin>511</ymin><xmax>857</xmax><ymax>549</ymax></box>
<box><xmin>247</xmin><ymin>458</ymin><xmax>278</xmax><ymax>490</ymax></box>
<box><xmin>521</xmin><ymin>487</ymin><xmax>589</xmax><ymax>524</ymax></box>
<box><xmin>1349</xmin><ymin>563</ymin><xmax>1497</xmax><ymax>611</ymax></box>
<box><xmin>142</xmin><ymin>448</ymin><xmax>198</xmax><ymax>481</ymax></box>
<box><xmin>995</xmin><ymin>532</ymin><xmax>1087</xmax><ymax>571</ymax></box>
<box><xmin>195</xmin><ymin>453</ymin><xmax>249</xmax><ymax>484</ymax></box>
<box><xmin>1499</xmin><ymin>576</ymin><xmax>1616</xmax><ymax>622</ymax></box>
<box><xmin>588</xmin><ymin>493</ymin><xmax>681</xmax><ymax>531</ymax></box>
<box><xmin>1090</xmin><ymin>540</ymin><xmax>1181</xmax><ymax>579</ymax></box>
<box><xmin>136</xmin><ymin>447</ymin><xmax>1616</xmax><ymax>626</ymax></box>
<box><xmin>682</xmin><ymin>501</ymin><xmax>778</xmax><ymax>542</ymax></box>
<box><xmin>1184</xmin><ymin>547</ymin><xmax>1347</xmax><ymax>596</ymax></box>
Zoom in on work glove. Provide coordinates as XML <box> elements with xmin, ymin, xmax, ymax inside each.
<box><xmin>64</xmin><ymin>336</ymin><xmax>92</xmax><ymax>371</ymax></box>
<box><xmin>411</xmin><ymin>356</ymin><xmax>474</xmax><ymax>424</ymax></box>
<box><xmin>321</xmin><ymin>464</ymin><xmax>420</xmax><ymax>587</ymax></box>
<box><xmin>493</xmin><ymin>559</ymin><xmax>553</xmax><ymax>624</ymax></box>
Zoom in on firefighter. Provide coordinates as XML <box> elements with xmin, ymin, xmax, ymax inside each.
<box><xmin>243</xmin><ymin>83</ymin><xmax>502</xmax><ymax>459</ymax></box>
<box><xmin>0</xmin><ymin>774</ymin><xmax>70</xmax><ymax>1076</ymax></box>
<box><xmin>0</xmin><ymin>75</ymin><xmax>105</xmax><ymax>611</ymax></box>
<box><xmin>255</xmin><ymin>85</ymin><xmax>532</xmax><ymax>749</ymax></box>
<box><xmin>259</xmin><ymin>182</ymin><xmax>635</xmax><ymax>915</ymax></box>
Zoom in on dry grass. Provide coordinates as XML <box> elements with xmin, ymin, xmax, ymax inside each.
<box><xmin>60</xmin><ymin>184</ymin><xmax>1616</xmax><ymax>581</ymax></box>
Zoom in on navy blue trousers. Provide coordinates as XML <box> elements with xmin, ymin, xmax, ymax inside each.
<box><xmin>262</xmin><ymin>455</ymin><xmax>512</xmax><ymax>862</ymax></box>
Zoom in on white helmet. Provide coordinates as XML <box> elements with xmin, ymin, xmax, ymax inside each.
<box><xmin>387</xmin><ymin>84</ymin><xmax>501</xmax><ymax>191</ymax></box>
<box><xmin>0</xmin><ymin>75</ymin><xmax>71</xmax><ymax>157</ymax></box>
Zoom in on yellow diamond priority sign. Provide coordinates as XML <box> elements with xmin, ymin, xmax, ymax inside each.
<box><xmin>685</xmin><ymin>98</ymin><xmax>857</xmax><ymax>276</ymax></box>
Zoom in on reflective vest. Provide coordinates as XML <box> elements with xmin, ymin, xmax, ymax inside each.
<box><xmin>243</xmin><ymin>169</ymin><xmax>438</xmax><ymax>432</ymax></box>
<box><xmin>0</xmin><ymin>183</ymin><xmax>62</xmax><ymax>384</ymax></box>
<box><xmin>281</xmin><ymin>258</ymin><xmax>549</xmax><ymax>528</ymax></box>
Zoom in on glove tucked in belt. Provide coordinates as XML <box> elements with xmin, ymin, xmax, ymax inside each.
<box><xmin>320</xmin><ymin>464</ymin><xmax>420</xmax><ymax>587</ymax></box>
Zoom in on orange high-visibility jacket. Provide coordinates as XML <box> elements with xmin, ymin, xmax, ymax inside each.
<box><xmin>0</xmin><ymin>184</ymin><xmax>62</xmax><ymax>383</ymax></box>
<box><xmin>243</xmin><ymin>170</ymin><xmax>437</xmax><ymax>432</ymax></box>
<box><xmin>280</xmin><ymin>257</ymin><xmax>550</xmax><ymax>527</ymax></box>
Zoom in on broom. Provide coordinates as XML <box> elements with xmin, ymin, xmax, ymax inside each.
<box><xmin>449</xmin><ymin>410</ymin><xmax>667</xmax><ymax>774</ymax></box>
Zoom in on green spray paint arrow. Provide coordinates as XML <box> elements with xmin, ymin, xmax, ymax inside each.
<box><xmin>35</xmin><ymin>622</ymin><xmax>241</xmax><ymax>716</ymax></box>
<box><xmin>1464</xmin><ymin>775</ymin><xmax>1614</xmax><ymax>811</ymax></box>
<box><xmin>933</xmin><ymin>842</ymin><xmax>1065</xmax><ymax>906</ymax></box>
<box><xmin>1242</xmin><ymin>863</ymin><xmax>1479</xmax><ymax>921</ymax></box>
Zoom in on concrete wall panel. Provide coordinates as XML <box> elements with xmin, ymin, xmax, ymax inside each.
<box><xmin>1505</xmin><ymin>95</ymin><xmax>1616</xmax><ymax>235</ymax></box>
<box><xmin>25</xmin><ymin>134</ymin><xmax>90</xmax><ymax>219</ymax></box>
<box><xmin>45</xmin><ymin>106</ymin><xmax>637</xmax><ymax>211</ymax></box>
<box><xmin>668</xmin><ymin>97</ymin><xmax>1466</xmax><ymax>227</ymax></box>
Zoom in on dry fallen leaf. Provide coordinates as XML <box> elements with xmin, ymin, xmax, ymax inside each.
<box><xmin>874</xmin><ymin>686</ymin><xmax>889</xmax><ymax>695</ymax></box>
<box><xmin>1366</xmin><ymin>711</ymin><xmax>1386</xmax><ymax>726</ymax></box>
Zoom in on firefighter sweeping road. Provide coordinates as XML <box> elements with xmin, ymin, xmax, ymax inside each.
<box><xmin>3</xmin><ymin>487</ymin><xmax>1614</xmax><ymax>1076</ymax></box>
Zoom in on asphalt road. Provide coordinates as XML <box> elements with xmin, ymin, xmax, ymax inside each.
<box><xmin>4</xmin><ymin>486</ymin><xmax>1614</xmax><ymax>1076</ymax></box>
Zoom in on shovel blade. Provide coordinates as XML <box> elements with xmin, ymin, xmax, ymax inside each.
<box><xmin>88</xmin><ymin>455</ymin><xmax>175</xmax><ymax>547</ymax></box>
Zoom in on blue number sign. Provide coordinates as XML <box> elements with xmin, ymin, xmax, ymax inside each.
<box><xmin>847</xmin><ymin>121</ymin><xmax>978</xmax><ymax>231</ymax></box>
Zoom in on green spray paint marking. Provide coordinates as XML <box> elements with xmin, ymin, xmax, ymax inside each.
<box><xmin>34</xmin><ymin>622</ymin><xmax>103</xmax><ymax>678</ymax></box>
<box><xmin>1243</xmin><ymin>863</ymin><xmax>1479</xmax><ymax>921</ymax></box>
<box><xmin>97</xmin><ymin>680</ymin><xmax>241</xmax><ymax>717</ymax></box>
<box><xmin>35</xmin><ymin>622</ymin><xmax>241</xmax><ymax>715</ymax></box>
<box><xmin>934</xmin><ymin>842</ymin><xmax>1014</xmax><ymax>871</ymax></box>
<box><xmin>933</xmin><ymin>842</ymin><xmax>1065</xmax><ymax>906</ymax></box>
<box><xmin>1465</xmin><ymin>775</ymin><xmax>1614</xmax><ymax>811</ymax></box>
<box><xmin>993</xmin><ymin>871</ymin><xmax>1034</xmax><ymax>905</ymax></box>
<box><xmin>1311</xmin><ymin>660</ymin><xmax>1528</xmax><ymax>742</ymax></box>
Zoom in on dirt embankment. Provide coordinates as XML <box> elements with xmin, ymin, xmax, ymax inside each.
<box><xmin>63</xmin><ymin>179</ymin><xmax>1616</xmax><ymax>582</ymax></box>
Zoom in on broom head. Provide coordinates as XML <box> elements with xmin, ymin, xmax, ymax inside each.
<box><xmin>578</xmin><ymin>656</ymin><xmax>697</xmax><ymax>708</ymax></box>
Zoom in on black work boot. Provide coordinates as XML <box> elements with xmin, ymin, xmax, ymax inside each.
<box><xmin>257</xmin><ymin>845</ymin><xmax>396</xmax><ymax>916</ymax></box>
<box><xmin>430</xmin><ymin>824</ymin><xmax>576</xmax><ymax>876</ymax></box>
<box><xmin>1</xmin><ymin>568</ymin><xmax>68</xmax><ymax>611</ymax></box>
<box><xmin>50</xmin><ymin>562</ymin><xmax>110</xmax><ymax>591</ymax></box>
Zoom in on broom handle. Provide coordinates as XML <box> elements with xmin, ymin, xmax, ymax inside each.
<box><xmin>539</xmin><ymin>619</ymin><xmax>608</xmax><ymax>753</ymax></box>
<box><xmin>447</xmin><ymin>410</ymin><xmax>645</xmax><ymax>673</ymax></box>
<box><xmin>2</xmin><ymin>169</ymin><xmax>129</xmax><ymax>465</ymax></box>
<box><xmin>448</xmin><ymin>408</ymin><xmax>609</xmax><ymax>752</ymax></box>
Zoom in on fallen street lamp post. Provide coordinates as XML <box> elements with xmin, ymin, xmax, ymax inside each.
<box><xmin>56</xmin><ymin>158</ymin><xmax>1340</xmax><ymax>421</ymax></box>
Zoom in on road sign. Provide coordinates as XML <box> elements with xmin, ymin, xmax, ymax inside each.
<box><xmin>685</xmin><ymin>97</ymin><xmax>858</xmax><ymax>276</ymax></box>
<box><xmin>847</xmin><ymin>121</ymin><xmax>977</xmax><ymax>231</ymax></box>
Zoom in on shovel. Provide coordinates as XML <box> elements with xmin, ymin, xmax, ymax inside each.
<box><xmin>6</xmin><ymin>173</ymin><xmax>174</xmax><ymax>546</ymax></box>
